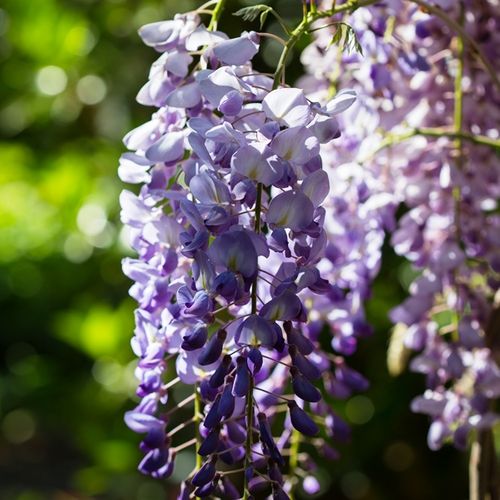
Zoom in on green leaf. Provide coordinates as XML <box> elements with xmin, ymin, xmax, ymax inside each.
<box><xmin>233</xmin><ymin>5</ymin><xmax>291</xmax><ymax>34</ymax></box>
<box><xmin>233</xmin><ymin>5</ymin><xmax>271</xmax><ymax>23</ymax></box>
<box><xmin>259</xmin><ymin>10</ymin><xmax>269</xmax><ymax>29</ymax></box>
<box><xmin>327</xmin><ymin>23</ymin><xmax>363</xmax><ymax>56</ymax></box>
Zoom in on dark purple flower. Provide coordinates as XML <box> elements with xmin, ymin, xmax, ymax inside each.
<box><xmin>218</xmin><ymin>382</ymin><xmax>235</xmax><ymax>418</ymax></box>
<box><xmin>181</xmin><ymin>325</ymin><xmax>208</xmax><ymax>351</ymax></box>
<box><xmin>291</xmin><ymin>367</ymin><xmax>321</xmax><ymax>402</ymax></box>
<box><xmin>209</xmin><ymin>230</ymin><xmax>258</xmax><ymax>279</ymax></box>
<box><xmin>139</xmin><ymin>447</ymin><xmax>175</xmax><ymax>478</ymax></box>
<box><xmin>288</xmin><ymin>401</ymin><xmax>319</xmax><ymax>436</ymax></box>
<box><xmin>260</xmin><ymin>291</ymin><xmax>305</xmax><ymax>322</ymax></box>
<box><xmin>192</xmin><ymin>456</ymin><xmax>217</xmax><ymax>487</ymax></box>
<box><xmin>209</xmin><ymin>355</ymin><xmax>233</xmax><ymax>388</ymax></box>
<box><xmin>258</xmin><ymin>412</ymin><xmax>284</xmax><ymax>466</ymax></box>
<box><xmin>248</xmin><ymin>347</ymin><xmax>263</xmax><ymax>374</ymax></box>
<box><xmin>198</xmin><ymin>427</ymin><xmax>221</xmax><ymax>456</ymax></box>
<box><xmin>204</xmin><ymin>395</ymin><xmax>223</xmax><ymax>429</ymax></box>
<box><xmin>236</xmin><ymin>315</ymin><xmax>277</xmax><ymax>347</ymax></box>
<box><xmin>285</xmin><ymin>322</ymin><xmax>314</xmax><ymax>355</ymax></box>
<box><xmin>289</xmin><ymin>345</ymin><xmax>321</xmax><ymax>381</ymax></box>
<box><xmin>198</xmin><ymin>330</ymin><xmax>227</xmax><ymax>366</ymax></box>
<box><xmin>232</xmin><ymin>356</ymin><xmax>250</xmax><ymax>397</ymax></box>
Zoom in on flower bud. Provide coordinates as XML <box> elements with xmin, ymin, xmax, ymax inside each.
<box><xmin>198</xmin><ymin>330</ymin><xmax>227</xmax><ymax>366</ymax></box>
<box><xmin>288</xmin><ymin>401</ymin><xmax>319</xmax><ymax>436</ymax></box>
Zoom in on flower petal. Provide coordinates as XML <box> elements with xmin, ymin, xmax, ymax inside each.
<box><xmin>266</xmin><ymin>191</ymin><xmax>314</xmax><ymax>231</ymax></box>
<box><xmin>262</xmin><ymin>88</ymin><xmax>312</xmax><ymax>127</ymax></box>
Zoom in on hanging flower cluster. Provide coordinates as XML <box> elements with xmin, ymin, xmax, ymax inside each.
<box><xmin>301</xmin><ymin>0</ymin><xmax>500</xmax><ymax>451</ymax></box>
<box><xmin>119</xmin><ymin>0</ymin><xmax>500</xmax><ymax>496</ymax></box>
<box><xmin>299</xmin><ymin>2</ymin><xmax>407</xmax><ymax>360</ymax></box>
<box><xmin>119</xmin><ymin>3</ymin><xmax>366</xmax><ymax>497</ymax></box>
<box><xmin>387</xmin><ymin>0</ymin><xmax>500</xmax><ymax>450</ymax></box>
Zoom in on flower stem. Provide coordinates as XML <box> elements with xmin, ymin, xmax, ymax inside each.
<box><xmin>272</xmin><ymin>0</ymin><xmax>383</xmax><ymax>89</ymax></box>
<box><xmin>242</xmin><ymin>374</ymin><xmax>255</xmax><ymax>500</ymax></box>
<box><xmin>173</xmin><ymin>437</ymin><xmax>197</xmax><ymax>453</ymax></box>
<box><xmin>194</xmin><ymin>384</ymin><xmax>202</xmax><ymax>469</ymax></box>
<box><xmin>244</xmin><ymin>183</ymin><xmax>262</xmax><ymax>499</ymax></box>
<box><xmin>273</xmin><ymin>19</ymin><xmax>307</xmax><ymax>88</ymax></box>
<box><xmin>289</xmin><ymin>428</ymin><xmax>301</xmax><ymax>499</ymax></box>
<box><xmin>364</xmin><ymin>127</ymin><xmax>500</xmax><ymax>162</ymax></box>
<box><xmin>451</xmin><ymin>2</ymin><xmax>464</xmax><ymax>336</ymax></box>
<box><xmin>208</xmin><ymin>0</ymin><xmax>226</xmax><ymax>31</ymax></box>
<box><xmin>165</xmin><ymin>393</ymin><xmax>195</xmax><ymax>416</ymax></box>
<box><xmin>453</xmin><ymin>3</ymin><xmax>464</xmax><ymax>151</ymax></box>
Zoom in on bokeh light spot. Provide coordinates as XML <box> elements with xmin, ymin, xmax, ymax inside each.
<box><xmin>77</xmin><ymin>203</ymin><xmax>107</xmax><ymax>237</ymax></box>
<box><xmin>345</xmin><ymin>395</ymin><xmax>375</xmax><ymax>425</ymax></box>
<box><xmin>76</xmin><ymin>75</ymin><xmax>107</xmax><ymax>105</ymax></box>
<box><xmin>36</xmin><ymin>66</ymin><xmax>67</xmax><ymax>96</ymax></box>
<box><xmin>2</xmin><ymin>409</ymin><xmax>36</xmax><ymax>444</ymax></box>
<box><xmin>0</xmin><ymin>101</ymin><xmax>29</xmax><ymax>135</ymax></box>
<box><xmin>65</xmin><ymin>25</ymin><xmax>96</xmax><ymax>56</ymax></box>
<box><xmin>63</xmin><ymin>233</ymin><xmax>93</xmax><ymax>263</ymax></box>
<box><xmin>340</xmin><ymin>471</ymin><xmax>371</xmax><ymax>499</ymax></box>
<box><xmin>383</xmin><ymin>441</ymin><xmax>415</xmax><ymax>471</ymax></box>
<box><xmin>73</xmin><ymin>467</ymin><xmax>107</xmax><ymax>495</ymax></box>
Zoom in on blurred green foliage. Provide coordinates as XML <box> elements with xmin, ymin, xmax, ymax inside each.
<box><xmin>0</xmin><ymin>1</ymin><xmax>471</xmax><ymax>499</ymax></box>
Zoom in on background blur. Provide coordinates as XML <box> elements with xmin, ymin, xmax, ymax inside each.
<box><xmin>0</xmin><ymin>0</ymin><xmax>474</xmax><ymax>498</ymax></box>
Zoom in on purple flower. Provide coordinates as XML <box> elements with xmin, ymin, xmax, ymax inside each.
<box><xmin>122</xmin><ymin>6</ymin><xmax>376</xmax><ymax>494</ymax></box>
<box><xmin>209</xmin><ymin>230</ymin><xmax>258</xmax><ymax>279</ymax></box>
<box><xmin>198</xmin><ymin>330</ymin><xmax>227</xmax><ymax>366</ymax></box>
<box><xmin>291</xmin><ymin>367</ymin><xmax>321</xmax><ymax>402</ymax></box>
<box><xmin>288</xmin><ymin>401</ymin><xmax>319</xmax><ymax>436</ymax></box>
<box><xmin>231</xmin><ymin>142</ymin><xmax>284</xmax><ymax>186</ymax></box>
<box><xmin>213</xmin><ymin>32</ymin><xmax>259</xmax><ymax>65</ymax></box>
<box><xmin>232</xmin><ymin>356</ymin><xmax>250</xmax><ymax>397</ymax></box>
<box><xmin>236</xmin><ymin>315</ymin><xmax>277</xmax><ymax>347</ymax></box>
<box><xmin>192</xmin><ymin>456</ymin><xmax>217</xmax><ymax>487</ymax></box>
<box><xmin>266</xmin><ymin>191</ymin><xmax>315</xmax><ymax>231</ymax></box>
<box><xmin>262</xmin><ymin>88</ymin><xmax>312</xmax><ymax>127</ymax></box>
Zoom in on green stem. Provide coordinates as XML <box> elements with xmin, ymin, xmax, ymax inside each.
<box><xmin>453</xmin><ymin>25</ymin><xmax>464</xmax><ymax>149</ymax></box>
<box><xmin>194</xmin><ymin>383</ymin><xmax>202</xmax><ymax>469</ymax></box>
<box><xmin>450</xmin><ymin>0</ymin><xmax>464</xmax><ymax>345</ymax></box>
<box><xmin>251</xmin><ymin>183</ymin><xmax>263</xmax><ymax>315</ymax></box>
<box><xmin>451</xmin><ymin>1</ymin><xmax>464</xmax><ymax>260</ymax></box>
<box><xmin>242</xmin><ymin>377</ymin><xmax>255</xmax><ymax>499</ymax></box>
<box><xmin>364</xmin><ymin>127</ymin><xmax>500</xmax><ymax>161</ymax></box>
<box><xmin>243</xmin><ymin>184</ymin><xmax>262</xmax><ymax>499</ymax></box>
<box><xmin>315</xmin><ymin>0</ymin><xmax>380</xmax><ymax>18</ymax></box>
<box><xmin>272</xmin><ymin>0</ymin><xmax>380</xmax><ymax>88</ymax></box>
<box><xmin>288</xmin><ymin>429</ymin><xmax>301</xmax><ymax>500</ymax></box>
<box><xmin>273</xmin><ymin>19</ymin><xmax>306</xmax><ymax>87</ymax></box>
<box><xmin>208</xmin><ymin>0</ymin><xmax>227</xmax><ymax>30</ymax></box>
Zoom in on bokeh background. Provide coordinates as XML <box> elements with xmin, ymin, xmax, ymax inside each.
<box><xmin>0</xmin><ymin>0</ymin><xmax>477</xmax><ymax>498</ymax></box>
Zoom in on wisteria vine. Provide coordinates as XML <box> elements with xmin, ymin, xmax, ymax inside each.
<box><xmin>301</xmin><ymin>0</ymin><xmax>500</xmax><ymax>497</ymax></box>
<box><xmin>118</xmin><ymin>0</ymin><xmax>374</xmax><ymax>498</ymax></box>
<box><xmin>119</xmin><ymin>0</ymin><xmax>499</xmax><ymax>498</ymax></box>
